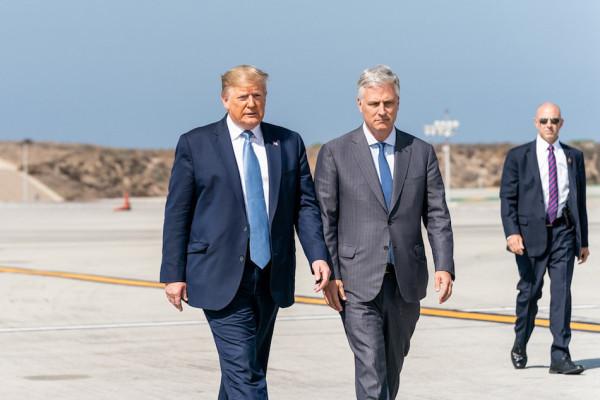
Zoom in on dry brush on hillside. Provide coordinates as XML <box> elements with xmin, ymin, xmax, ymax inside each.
<box><xmin>1</xmin><ymin>140</ymin><xmax>598</xmax><ymax>201</ymax></box>
<box><xmin>0</xmin><ymin>141</ymin><xmax>173</xmax><ymax>200</ymax></box>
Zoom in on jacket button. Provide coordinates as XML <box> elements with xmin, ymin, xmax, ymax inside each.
<box><xmin>239</xmin><ymin>256</ymin><xmax>245</xmax><ymax>263</ymax></box>
<box><xmin>383</xmin><ymin>245</ymin><xmax>389</xmax><ymax>251</ymax></box>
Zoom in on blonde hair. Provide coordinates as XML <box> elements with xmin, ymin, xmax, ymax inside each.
<box><xmin>221</xmin><ymin>65</ymin><xmax>269</xmax><ymax>95</ymax></box>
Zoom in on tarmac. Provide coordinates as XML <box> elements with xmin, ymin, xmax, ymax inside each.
<box><xmin>0</xmin><ymin>188</ymin><xmax>599</xmax><ymax>399</ymax></box>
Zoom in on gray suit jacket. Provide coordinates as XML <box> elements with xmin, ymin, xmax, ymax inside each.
<box><xmin>314</xmin><ymin>127</ymin><xmax>454</xmax><ymax>303</ymax></box>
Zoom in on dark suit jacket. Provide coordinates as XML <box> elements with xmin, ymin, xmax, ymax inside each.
<box><xmin>314</xmin><ymin>127</ymin><xmax>454</xmax><ymax>303</ymax></box>
<box><xmin>500</xmin><ymin>140</ymin><xmax>588</xmax><ymax>257</ymax></box>
<box><xmin>160</xmin><ymin>116</ymin><xmax>328</xmax><ymax>310</ymax></box>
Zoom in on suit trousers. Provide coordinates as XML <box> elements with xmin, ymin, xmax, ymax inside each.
<box><xmin>514</xmin><ymin>223</ymin><xmax>575</xmax><ymax>362</ymax></box>
<box><xmin>341</xmin><ymin>270</ymin><xmax>420</xmax><ymax>400</ymax></box>
<box><xmin>204</xmin><ymin>261</ymin><xmax>278</xmax><ymax>400</ymax></box>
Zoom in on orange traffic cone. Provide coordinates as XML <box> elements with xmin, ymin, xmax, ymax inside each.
<box><xmin>114</xmin><ymin>192</ymin><xmax>131</xmax><ymax>211</ymax></box>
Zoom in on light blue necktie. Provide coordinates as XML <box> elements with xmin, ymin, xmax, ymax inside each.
<box><xmin>242</xmin><ymin>130</ymin><xmax>271</xmax><ymax>268</ymax></box>
<box><xmin>376</xmin><ymin>142</ymin><xmax>393</xmax><ymax>209</ymax></box>
<box><xmin>376</xmin><ymin>142</ymin><xmax>394</xmax><ymax>265</ymax></box>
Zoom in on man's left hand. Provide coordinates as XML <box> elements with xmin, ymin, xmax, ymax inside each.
<box><xmin>434</xmin><ymin>271</ymin><xmax>453</xmax><ymax>304</ymax></box>
<box><xmin>165</xmin><ymin>282</ymin><xmax>188</xmax><ymax>312</ymax></box>
<box><xmin>311</xmin><ymin>260</ymin><xmax>331</xmax><ymax>292</ymax></box>
<box><xmin>578</xmin><ymin>247</ymin><xmax>590</xmax><ymax>264</ymax></box>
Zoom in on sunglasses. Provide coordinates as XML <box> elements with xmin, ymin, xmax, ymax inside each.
<box><xmin>539</xmin><ymin>118</ymin><xmax>561</xmax><ymax>125</ymax></box>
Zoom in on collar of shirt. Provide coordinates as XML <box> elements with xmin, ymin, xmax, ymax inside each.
<box><xmin>536</xmin><ymin>134</ymin><xmax>562</xmax><ymax>154</ymax></box>
<box><xmin>362</xmin><ymin>122</ymin><xmax>396</xmax><ymax>148</ymax></box>
<box><xmin>226</xmin><ymin>114</ymin><xmax>264</xmax><ymax>145</ymax></box>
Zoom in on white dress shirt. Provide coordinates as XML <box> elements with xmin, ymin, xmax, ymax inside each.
<box><xmin>363</xmin><ymin>123</ymin><xmax>395</xmax><ymax>180</ymax></box>
<box><xmin>227</xmin><ymin>115</ymin><xmax>270</xmax><ymax>212</ymax></box>
<box><xmin>536</xmin><ymin>135</ymin><xmax>569</xmax><ymax>218</ymax></box>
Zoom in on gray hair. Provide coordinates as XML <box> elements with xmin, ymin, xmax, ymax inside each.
<box><xmin>357</xmin><ymin>65</ymin><xmax>400</xmax><ymax>98</ymax></box>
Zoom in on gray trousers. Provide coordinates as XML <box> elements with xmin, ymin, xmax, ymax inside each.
<box><xmin>341</xmin><ymin>270</ymin><xmax>420</xmax><ymax>400</ymax></box>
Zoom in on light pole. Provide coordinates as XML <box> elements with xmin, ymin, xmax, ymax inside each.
<box><xmin>424</xmin><ymin>112</ymin><xmax>459</xmax><ymax>203</ymax></box>
<box><xmin>21</xmin><ymin>139</ymin><xmax>33</xmax><ymax>202</ymax></box>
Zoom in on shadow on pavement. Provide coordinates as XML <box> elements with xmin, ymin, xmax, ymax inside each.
<box><xmin>525</xmin><ymin>358</ymin><xmax>600</xmax><ymax>370</ymax></box>
<box><xmin>577</xmin><ymin>358</ymin><xmax>600</xmax><ymax>370</ymax></box>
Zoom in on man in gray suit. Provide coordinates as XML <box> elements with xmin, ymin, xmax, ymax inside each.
<box><xmin>314</xmin><ymin>65</ymin><xmax>455</xmax><ymax>399</ymax></box>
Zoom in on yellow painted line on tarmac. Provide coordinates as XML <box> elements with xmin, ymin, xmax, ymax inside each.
<box><xmin>420</xmin><ymin>308</ymin><xmax>600</xmax><ymax>332</ymax></box>
<box><xmin>295</xmin><ymin>295</ymin><xmax>328</xmax><ymax>305</ymax></box>
<box><xmin>295</xmin><ymin>296</ymin><xmax>600</xmax><ymax>332</ymax></box>
<box><xmin>420</xmin><ymin>307</ymin><xmax>516</xmax><ymax>324</ymax></box>
<box><xmin>0</xmin><ymin>266</ymin><xmax>164</xmax><ymax>288</ymax></box>
<box><xmin>2</xmin><ymin>265</ymin><xmax>599</xmax><ymax>333</ymax></box>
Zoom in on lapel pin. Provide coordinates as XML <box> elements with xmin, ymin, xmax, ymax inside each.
<box><xmin>568</xmin><ymin>157</ymin><xmax>572</xmax><ymax>164</ymax></box>
<box><xmin>273</xmin><ymin>141</ymin><xmax>279</xmax><ymax>146</ymax></box>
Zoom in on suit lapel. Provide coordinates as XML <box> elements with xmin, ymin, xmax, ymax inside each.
<box><xmin>211</xmin><ymin>116</ymin><xmax>246</xmax><ymax>217</ymax></box>
<box><xmin>525</xmin><ymin>140</ymin><xmax>544</xmax><ymax>203</ymax></box>
<box><xmin>561</xmin><ymin>143</ymin><xmax>577</xmax><ymax>205</ymax></box>
<box><xmin>262</xmin><ymin>123</ymin><xmax>281</xmax><ymax>226</ymax></box>
<box><xmin>350</xmin><ymin>128</ymin><xmax>388</xmax><ymax>212</ymax></box>
<box><xmin>390</xmin><ymin>130</ymin><xmax>412</xmax><ymax>213</ymax></box>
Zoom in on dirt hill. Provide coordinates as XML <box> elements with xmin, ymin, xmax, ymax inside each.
<box><xmin>307</xmin><ymin>141</ymin><xmax>600</xmax><ymax>188</ymax></box>
<box><xmin>0</xmin><ymin>141</ymin><xmax>173</xmax><ymax>201</ymax></box>
<box><xmin>1</xmin><ymin>140</ymin><xmax>598</xmax><ymax>201</ymax></box>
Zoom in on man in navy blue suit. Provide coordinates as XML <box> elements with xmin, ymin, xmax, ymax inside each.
<box><xmin>160</xmin><ymin>65</ymin><xmax>330</xmax><ymax>398</ymax></box>
<box><xmin>501</xmin><ymin>102</ymin><xmax>589</xmax><ymax>375</ymax></box>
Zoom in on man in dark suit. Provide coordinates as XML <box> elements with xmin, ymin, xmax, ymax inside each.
<box><xmin>501</xmin><ymin>102</ymin><xmax>590</xmax><ymax>375</ymax></box>
<box><xmin>314</xmin><ymin>65</ymin><xmax>454</xmax><ymax>399</ymax></box>
<box><xmin>160</xmin><ymin>65</ymin><xmax>330</xmax><ymax>399</ymax></box>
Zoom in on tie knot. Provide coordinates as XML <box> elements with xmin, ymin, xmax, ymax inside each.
<box><xmin>242</xmin><ymin>130</ymin><xmax>254</xmax><ymax>140</ymax></box>
<box><xmin>376</xmin><ymin>142</ymin><xmax>386</xmax><ymax>151</ymax></box>
<box><xmin>547</xmin><ymin>144</ymin><xmax>554</xmax><ymax>153</ymax></box>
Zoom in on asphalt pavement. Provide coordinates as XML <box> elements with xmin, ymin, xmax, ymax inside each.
<box><xmin>0</xmin><ymin>189</ymin><xmax>598</xmax><ymax>399</ymax></box>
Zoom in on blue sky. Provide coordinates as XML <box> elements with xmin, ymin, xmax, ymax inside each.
<box><xmin>1</xmin><ymin>0</ymin><xmax>598</xmax><ymax>148</ymax></box>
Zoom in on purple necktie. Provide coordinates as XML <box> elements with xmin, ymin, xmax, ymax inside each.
<box><xmin>547</xmin><ymin>144</ymin><xmax>558</xmax><ymax>224</ymax></box>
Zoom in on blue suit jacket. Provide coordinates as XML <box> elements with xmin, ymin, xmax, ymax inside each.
<box><xmin>500</xmin><ymin>140</ymin><xmax>588</xmax><ymax>257</ymax></box>
<box><xmin>160</xmin><ymin>116</ymin><xmax>328</xmax><ymax>310</ymax></box>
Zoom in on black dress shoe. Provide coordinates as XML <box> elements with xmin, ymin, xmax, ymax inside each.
<box><xmin>511</xmin><ymin>344</ymin><xmax>527</xmax><ymax>369</ymax></box>
<box><xmin>549</xmin><ymin>355</ymin><xmax>584</xmax><ymax>375</ymax></box>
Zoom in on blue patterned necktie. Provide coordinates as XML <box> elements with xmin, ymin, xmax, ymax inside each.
<box><xmin>376</xmin><ymin>142</ymin><xmax>393</xmax><ymax>209</ymax></box>
<box><xmin>547</xmin><ymin>144</ymin><xmax>558</xmax><ymax>224</ymax></box>
<box><xmin>376</xmin><ymin>142</ymin><xmax>394</xmax><ymax>265</ymax></box>
<box><xmin>242</xmin><ymin>130</ymin><xmax>271</xmax><ymax>268</ymax></box>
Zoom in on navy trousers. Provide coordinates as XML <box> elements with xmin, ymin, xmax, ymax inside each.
<box><xmin>204</xmin><ymin>261</ymin><xmax>278</xmax><ymax>400</ymax></box>
<box><xmin>514</xmin><ymin>223</ymin><xmax>576</xmax><ymax>362</ymax></box>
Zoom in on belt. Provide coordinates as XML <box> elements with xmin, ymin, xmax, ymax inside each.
<box><xmin>546</xmin><ymin>215</ymin><xmax>566</xmax><ymax>228</ymax></box>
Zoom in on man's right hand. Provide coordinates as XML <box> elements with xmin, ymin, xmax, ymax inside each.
<box><xmin>507</xmin><ymin>234</ymin><xmax>525</xmax><ymax>255</ymax></box>
<box><xmin>165</xmin><ymin>282</ymin><xmax>188</xmax><ymax>312</ymax></box>
<box><xmin>323</xmin><ymin>279</ymin><xmax>346</xmax><ymax>312</ymax></box>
